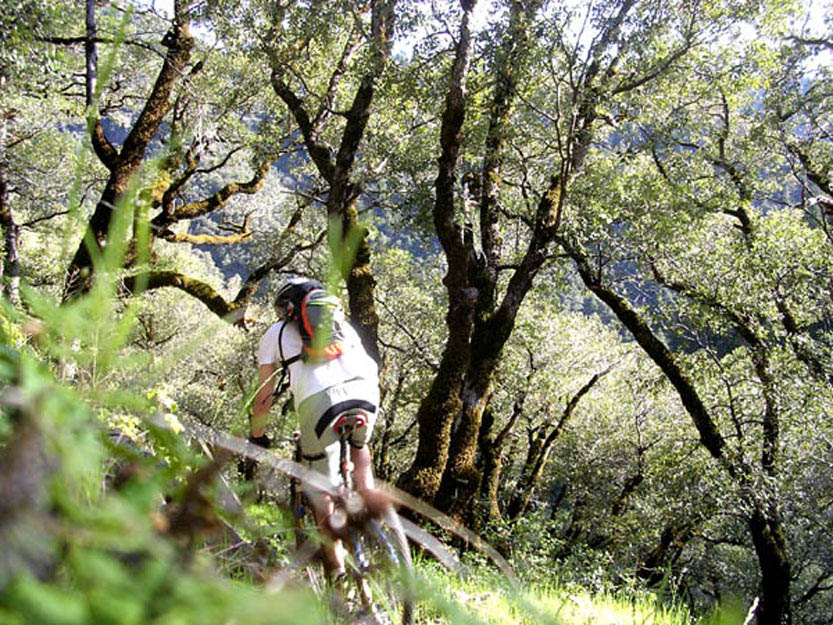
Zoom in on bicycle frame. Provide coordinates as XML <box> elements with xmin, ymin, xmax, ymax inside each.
<box><xmin>289</xmin><ymin>410</ymin><xmax>415</xmax><ymax>625</ymax></box>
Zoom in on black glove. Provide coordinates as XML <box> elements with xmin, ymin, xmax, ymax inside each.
<box><xmin>249</xmin><ymin>434</ymin><xmax>272</xmax><ymax>449</ymax></box>
<box><xmin>238</xmin><ymin>434</ymin><xmax>271</xmax><ymax>481</ymax></box>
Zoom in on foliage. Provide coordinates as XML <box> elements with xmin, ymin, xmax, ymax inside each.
<box><xmin>0</xmin><ymin>282</ymin><xmax>318</xmax><ymax>625</ymax></box>
<box><xmin>2</xmin><ymin>0</ymin><xmax>833</xmax><ymax>623</ymax></box>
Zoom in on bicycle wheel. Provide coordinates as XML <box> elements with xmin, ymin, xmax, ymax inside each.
<box><xmin>348</xmin><ymin>505</ymin><xmax>415</xmax><ymax>625</ymax></box>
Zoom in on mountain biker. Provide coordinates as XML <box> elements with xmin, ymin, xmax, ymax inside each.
<box><xmin>247</xmin><ymin>276</ymin><xmax>380</xmax><ymax>578</ymax></box>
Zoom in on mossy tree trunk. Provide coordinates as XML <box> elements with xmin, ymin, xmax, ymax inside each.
<box><xmin>269</xmin><ymin>0</ymin><xmax>396</xmax><ymax>364</ymax></box>
<box><xmin>396</xmin><ymin>0</ymin><xmax>479</xmax><ymax>502</ymax></box>
<box><xmin>65</xmin><ymin>1</ymin><xmax>195</xmax><ymax>299</ymax></box>
<box><xmin>478</xmin><ymin>403</ymin><xmax>522</xmax><ymax>524</ymax></box>
<box><xmin>430</xmin><ymin>0</ymin><xmax>628</xmax><ymax>520</ymax></box>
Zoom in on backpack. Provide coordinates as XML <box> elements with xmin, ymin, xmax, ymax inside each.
<box><xmin>278</xmin><ymin>286</ymin><xmax>346</xmax><ymax>367</ymax></box>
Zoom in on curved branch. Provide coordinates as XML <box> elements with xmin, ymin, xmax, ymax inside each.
<box><xmin>313</xmin><ymin>29</ymin><xmax>362</xmax><ymax>128</ymax></box>
<box><xmin>507</xmin><ymin>364</ymin><xmax>614</xmax><ymax>519</ymax></box>
<box><xmin>559</xmin><ymin>234</ymin><xmax>730</xmax><ymax>469</ymax></box>
<box><xmin>612</xmin><ymin>40</ymin><xmax>695</xmax><ymax>95</ymax></box>
<box><xmin>38</xmin><ymin>35</ymin><xmax>164</xmax><ymax>56</ymax></box>
<box><xmin>157</xmin><ymin>160</ymin><xmax>272</xmax><ymax>225</ymax></box>
<box><xmin>160</xmin><ymin>230</ymin><xmax>252</xmax><ymax>245</ymax></box>
<box><xmin>123</xmin><ymin>271</ymin><xmax>243</xmax><ymax>323</ymax></box>
<box><xmin>232</xmin><ymin>218</ymin><xmax>327</xmax><ymax>307</ymax></box>
<box><xmin>20</xmin><ymin>210</ymin><xmax>71</xmax><ymax>228</ymax></box>
<box><xmin>90</xmin><ymin>118</ymin><xmax>118</xmax><ymax>170</ymax></box>
<box><xmin>159</xmin><ymin>211</ymin><xmax>254</xmax><ymax>245</ymax></box>
<box><xmin>84</xmin><ymin>0</ymin><xmax>118</xmax><ymax>171</ymax></box>
<box><xmin>787</xmin><ymin>35</ymin><xmax>833</xmax><ymax>51</ymax></box>
<box><xmin>270</xmin><ymin>71</ymin><xmax>335</xmax><ymax>183</ymax></box>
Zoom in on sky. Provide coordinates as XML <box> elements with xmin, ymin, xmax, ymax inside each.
<box><xmin>143</xmin><ymin>0</ymin><xmax>830</xmax><ymax>68</ymax></box>
<box><xmin>148</xmin><ymin>0</ymin><xmax>496</xmax><ymax>27</ymax></box>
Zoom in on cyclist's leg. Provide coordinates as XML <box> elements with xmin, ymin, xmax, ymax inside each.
<box><xmin>304</xmin><ymin>475</ymin><xmax>345</xmax><ymax>578</ymax></box>
<box><xmin>340</xmin><ymin>379</ymin><xmax>379</xmax><ymax>492</ymax></box>
<box><xmin>296</xmin><ymin>393</ymin><xmax>345</xmax><ymax>578</ymax></box>
<box><xmin>350</xmin><ymin>445</ymin><xmax>374</xmax><ymax>491</ymax></box>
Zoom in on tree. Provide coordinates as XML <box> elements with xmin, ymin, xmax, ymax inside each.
<box><xmin>0</xmin><ymin>1</ymin><xmax>79</xmax><ymax>305</ymax></box>
<box><xmin>398</xmin><ymin>0</ymin><xmax>745</xmax><ymax>520</ymax></box>
<box><xmin>253</xmin><ymin>0</ymin><xmax>396</xmax><ymax>360</ymax></box>
<box><xmin>55</xmin><ymin>0</ymin><xmax>299</xmax><ymax>324</ymax></box>
<box><xmin>553</xmin><ymin>14</ymin><xmax>833</xmax><ymax>621</ymax></box>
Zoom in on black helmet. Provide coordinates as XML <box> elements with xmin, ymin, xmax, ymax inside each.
<box><xmin>274</xmin><ymin>276</ymin><xmax>323</xmax><ymax>318</ymax></box>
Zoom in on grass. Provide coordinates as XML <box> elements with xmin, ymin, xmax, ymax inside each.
<box><xmin>235</xmin><ymin>502</ymin><xmax>740</xmax><ymax>625</ymax></box>
<box><xmin>408</xmin><ymin>560</ymin><xmax>726</xmax><ymax>625</ymax></box>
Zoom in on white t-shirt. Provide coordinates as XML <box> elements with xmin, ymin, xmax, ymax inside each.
<box><xmin>257</xmin><ymin>319</ymin><xmax>379</xmax><ymax>405</ymax></box>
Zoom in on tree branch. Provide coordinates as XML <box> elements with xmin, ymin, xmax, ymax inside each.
<box><xmin>85</xmin><ymin>0</ymin><xmax>119</xmax><ymax>170</ymax></box>
<box><xmin>123</xmin><ymin>271</ymin><xmax>244</xmax><ymax>324</ymax></box>
<box><xmin>231</xmin><ymin>215</ymin><xmax>327</xmax><ymax>308</ymax></box>
<box><xmin>119</xmin><ymin>16</ymin><xmax>195</xmax><ymax>173</ymax></box>
<box><xmin>313</xmin><ymin>29</ymin><xmax>362</xmax><ymax>128</ymax></box>
<box><xmin>38</xmin><ymin>35</ymin><xmax>164</xmax><ymax>57</ymax></box>
<box><xmin>158</xmin><ymin>159</ymin><xmax>271</xmax><ymax>224</ymax></box>
<box><xmin>160</xmin><ymin>230</ymin><xmax>252</xmax><ymax>245</ymax></box>
<box><xmin>558</xmin><ymin>234</ymin><xmax>731</xmax><ymax>469</ymax></box>
<box><xmin>269</xmin><ymin>71</ymin><xmax>335</xmax><ymax>183</ymax></box>
<box><xmin>20</xmin><ymin>210</ymin><xmax>71</xmax><ymax>228</ymax></box>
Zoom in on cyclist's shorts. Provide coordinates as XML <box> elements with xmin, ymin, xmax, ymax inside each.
<box><xmin>296</xmin><ymin>378</ymin><xmax>379</xmax><ymax>487</ymax></box>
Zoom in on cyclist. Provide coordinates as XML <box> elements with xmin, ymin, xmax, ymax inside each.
<box><xmin>248</xmin><ymin>276</ymin><xmax>380</xmax><ymax>579</ymax></box>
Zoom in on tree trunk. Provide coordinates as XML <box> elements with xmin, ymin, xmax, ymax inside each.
<box><xmin>0</xmin><ymin>157</ymin><xmax>20</xmax><ymax>306</ymax></box>
<box><xmin>750</xmin><ymin>505</ymin><xmax>792</xmax><ymax>625</ymax></box>
<box><xmin>478</xmin><ymin>402</ymin><xmax>522</xmax><ymax>523</ymax></box>
<box><xmin>396</xmin><ymin>0</ymin><xmax>477</xmax><ymax>503</ymax></box>
<box><xmin>434</xmin><ymin>339</ymin><xmax>497</xmax><ymax>517</ymax></box>
<box><xmin>507</xmin><ymin>368</ymin><xmax>610</xmax><ymax>519</ymax></box>
<box><xmin>561</xmin><ymin>238</ymin><xmax>796</xmax><ymax>622</ymax></box>
<box><xmin>477</xmin><ymin>410</ymin><xmax>502</xmax><ymax>524</ymax></box>
<box><xmin>396</xmin><ymin>285</ymin><xmax>476</xmax><ymax>502</ymax></box>
<box><xmin>506</xmin><ymin>427</ymin><xmax>546</xmax><ymax>520</ymax></box>
<box><xmin>405</xmin><ymin>0</ymin><xmax>639</xmax><ymax>511</ymax></box>
<box><xmin>336</xmin><ymin>193</ymin><xmax>381</xmax><ymax>363</ymax></box>
<box><xmin>64</xmin><ymin>7</ymin><xmax>194</xmax><ymax>298</ymax></box>
<box><xmin>432</xmin><ymin>0</ymin><xmax>544</xmax><ymax>519</ymax></box>
<box><xmin>635</xmin><ymin>521</ymin><xmax>694</xmax><ymax>586</ymax></box>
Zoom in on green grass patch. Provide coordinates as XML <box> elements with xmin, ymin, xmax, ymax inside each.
<box><xmin>410</xmin><ymin>561</ymin><xmax>706</xmax><ymax>625</ymax></box>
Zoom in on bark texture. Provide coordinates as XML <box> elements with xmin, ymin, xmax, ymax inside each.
<box><xmin>65</xmin><ymin>5</ymin><xmax>195</xmax><ymax>299</ymax></box>
<box><xmin>396</xmin><ymin>0</ymin><xmax>478</xmax><ymax>503</ymax></box>
<box><xmin>750</xmin><ymin>505</ymin><xmax>792</xmax><ymax>625</ymax></box>
<box><xmin>269</xmin><ymin>0</ymin><xmax>396</xmax><ymax>364</ymax></box>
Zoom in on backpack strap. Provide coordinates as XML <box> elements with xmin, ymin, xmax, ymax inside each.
<box><xmin>277</xmin><ymin>321</ymin><xmax>303</xmax><ymax>369</ymax></box>
<box><xmin>272</xmin><ymin>322</ymin><xmax>303</xmax><ymax>398</ymax></box>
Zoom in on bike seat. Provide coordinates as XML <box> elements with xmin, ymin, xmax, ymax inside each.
<box><xmin>332</xmin><ymin>412</ymin><xmax>368</xmax><ymax>433</ymax></box>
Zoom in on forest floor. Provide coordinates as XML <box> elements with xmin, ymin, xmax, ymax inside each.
<box><xmin>410</xmin><ymin>564</ymin><xmax>702</xmax><ymax>625</ymax></box>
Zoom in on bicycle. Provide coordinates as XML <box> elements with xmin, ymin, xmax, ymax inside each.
<box><xmin>145</xmin><ymin>411</ymin><xmax>511</xmax><ymax>618</ymax></box>
<box><xmin>287</xmin><ymin>411</ymin><xmax>415</xmax><ymax>625</ymax></box>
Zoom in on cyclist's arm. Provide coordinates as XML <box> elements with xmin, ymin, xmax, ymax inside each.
<box><xmin>250</xmin><ymin>362</ymin><xmax>277</xmax><ymax>437</ymax></box>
